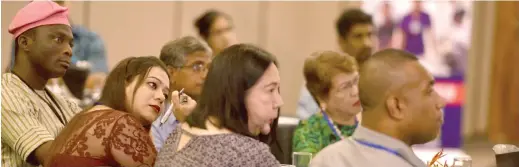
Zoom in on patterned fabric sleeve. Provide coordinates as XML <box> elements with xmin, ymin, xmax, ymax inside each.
<box><xmin>108</xmin><ymin>115</ymin><xmax>157</xmax><ymax>167</ymax></box>
<box><xmin>292</xmin><ymin>117</ymin><xmax>322</xmax><ymax>155</ymax></box>
<box><xmin>229</xmin><ymin>141</ymin><xmax>280</xmax><ymax>167</ymax></box>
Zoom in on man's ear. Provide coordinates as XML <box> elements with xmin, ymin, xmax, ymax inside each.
<box><xmin>385</xmin><ymin>95</ymin><xmax>406</xmax><ymax>120</ymax></box>
<box><xmin>17</xmin><ymin>35</ymin><xmax>33</xmax><ymax>52</ymax></box>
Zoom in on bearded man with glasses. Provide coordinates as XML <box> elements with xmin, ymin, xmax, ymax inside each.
<box><xmin>151</xmin><ymin>36</ymin><xmax>212</xmax><ymax>151</ymax></box>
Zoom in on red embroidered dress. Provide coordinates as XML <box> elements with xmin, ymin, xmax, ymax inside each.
<box><xmin>46</xmin><ymin>109</ymin><xmax>156</xmax><ymax>167</ymax></box>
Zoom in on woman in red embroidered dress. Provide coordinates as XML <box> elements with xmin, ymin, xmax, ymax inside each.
<box><xmin>45</xmin><ymin>56</ymin><xmax>171</xmax><ymax>167</ymax></box>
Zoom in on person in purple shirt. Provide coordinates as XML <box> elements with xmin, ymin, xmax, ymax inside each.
<box><xmin>396</xmin><ymin>1</ymin><xmax>437</xmax><ymax>57</ymax></box>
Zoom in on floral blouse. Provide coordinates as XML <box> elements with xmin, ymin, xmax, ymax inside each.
<box><xmin>292</xmin><ymin>112</ymin><xmax>358</xmax><ymax>155</ymax></box>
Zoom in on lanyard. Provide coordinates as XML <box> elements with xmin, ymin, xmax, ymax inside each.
<box><xmin>321</xmin><ymin>111</ymin><xmax>358</xmax><ymax>140</ymax></box>
<box><xmin>354</xmin><ymin>139</ymin><xmax>404</xmax><ymax>160</ymax></box>
<box><xmin>11</xmin><ymin>72</ymin><xmax>68</xmax><ymax>125</ymax></box>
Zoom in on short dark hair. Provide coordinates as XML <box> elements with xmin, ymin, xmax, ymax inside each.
<box><xmin>185</xmin><ymin>44</ymin><xmax>279</xmax><ymax>144</ymax></box>
<box><xmin>194</xmin><ymin>10</ymin><xmax>232</xmax><ymax>39</ymax></box>
<box><xmin>98</xmin><ymin>56</ymin><xmax>169</xmax><ymax>112</ymax></box>
<box><xmin>358</xmin><ymin>49</ymin><xmax>418</xmax><ymax>110</ymax></box>
<box><xmin>336</xmin><ymin>9</ymin><xmax>373</xmax><ymax>39</ymax></box>
<box><xmin>159</xmin><ymin>36</ymin><xmax>212</xmax><ymax>68</ymax></box>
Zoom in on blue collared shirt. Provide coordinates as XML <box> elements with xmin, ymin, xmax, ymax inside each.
<box><xmin>9</xmin><ymin>25</ymin><xmax>108</xmax><ymax>73</ymax></box>
<box><xmin>151</xmin><ymin>101</ymin><xmax>179</xmax><ymax>152</ymax></box>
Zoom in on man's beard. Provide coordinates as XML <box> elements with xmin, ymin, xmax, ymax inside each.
<box><xmin>355</xmin><ymin>47</ymin><xmax>373</xmax><ymax>65</ymax></box>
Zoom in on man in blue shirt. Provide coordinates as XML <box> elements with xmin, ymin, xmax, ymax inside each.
<box><xmin>151</xmin><ymin>36</ymin><xmax>212</xmax><ymax>151</ymax></box>
<box><xmin>297</xmin><ymin>9</ymin><xmax>375</xmax><ymax>119</ymax></box>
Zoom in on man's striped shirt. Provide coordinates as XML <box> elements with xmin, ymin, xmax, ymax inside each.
<box><xmin>1</xmin><ymin>73</ymin><xmax>82</xmax><ymax>167</ymax></box>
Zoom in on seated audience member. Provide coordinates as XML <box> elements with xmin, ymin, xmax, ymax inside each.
<box><xmin>310</xmin><ymin>49</ymin><xmax>446</xmax><ymax>167</ymax></box>
<box><xmin>194</xmin><ymin>10</ymin><xmax>238</xmax><ymax>56</ymax></box>
<box><xmin>155</xmin><ymin>44</ymin><xmax>283</xmax><ymax>167</ymax></box>
<box><xmin>45</xmin><ymin>56</ymin><xmax>176</xmax><ymax>167</ymax></box>
<box><xmin>297</xmin><ymin>9</ymin><xmax>374</xmax><ymax>120</ymax></box>
<box><xmin>292</xmin><ymin>51</ymin><xmax>361</xmax><ymax>155</ymax></box>
<box><xmin>7</xmin><ymin>0</ymin><xmax>109</xmax><ymax>90</ymax></box>
<box><xmin>2</xmin><ymin>1</ymin><xmax>82</xmax><ymax>166</ymax></box>
<box><xmin>152</xmin><ymin>36</ymin><xmax>212</xmax><ymax>151</ymax></box>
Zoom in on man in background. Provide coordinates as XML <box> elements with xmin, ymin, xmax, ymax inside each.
<box><xmin>297</xmin><ymin>9</ymin><xmax>375</xmax><ymax>120</ymax></box>
<box><xmin>151</xmin><ymin>36</ymin><xmax>212</xmax><ymax>151</ymax></box>
<box><xmin>310</xmin><ymin>49</ymin><xmax>446</xmax><ymax>167</ymax></box>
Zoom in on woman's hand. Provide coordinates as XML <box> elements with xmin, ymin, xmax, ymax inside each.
<box><xmin>171</xmin><ymin>90</ymin><xmax>197</xmax><ymax>122</ymax></box>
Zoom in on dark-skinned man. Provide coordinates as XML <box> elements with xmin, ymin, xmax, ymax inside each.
<box><xmin>310</xmin><ymin>49</ymin><xmax>446</xmax><ymax>167</ymax></box>
<box><xmin>2</xmin><ymin>1</ymin><xmax>82</xmax><ymax>166</ymax></box>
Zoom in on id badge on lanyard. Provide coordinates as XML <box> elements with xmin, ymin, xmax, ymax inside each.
<box><xmin>321</xmin><ymin>111</ymin><xmax>358</xmax><ymax>140</ymax></box>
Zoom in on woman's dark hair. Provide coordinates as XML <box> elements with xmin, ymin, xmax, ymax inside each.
<box><xmin>194</xmin><ymin>10</ymin><xmax>231</xmax><ymax>39</ymax></box>
<box><xmin>97</xmin><ymin>56</ymin><xmax>169</xmax><ymax>112</ymax></box>
<box><xmin>186</xmin><ymin>44</ymin><xmax>280</xmax><ymax>144</ymax></box>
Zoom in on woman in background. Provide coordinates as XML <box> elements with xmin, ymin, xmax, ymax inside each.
<box><xmin>194</xmin><ymin>10</ymin><xmax>238</xmax><ymax>56</ymax></box>
<box><xmin>46</xmin><ymin>56</ymin><xmax>171</xmax><ymax>167</ymax></box>
<box><xmin>292</xmin><ymin>51</ymin><xmax>361</xmax><ymax>155</ymax></box>
<box><xmin>155</xmin><ymin>44</ymin><xmax>283</xmax><ymax>167</ymax></box>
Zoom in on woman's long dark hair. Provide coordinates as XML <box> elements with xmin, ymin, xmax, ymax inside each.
<box><xmin>185</xmin><ymin>44</ymin><xmax>280</xmax><ymax>145</ymax></box>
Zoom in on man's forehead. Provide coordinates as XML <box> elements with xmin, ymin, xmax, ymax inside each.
<box><xmin>37</xmin><ymin>24</ymin><xmax>72</xmax><ymax>36</ymax></box>
<box><xmin>349</xmin><ymin>24</ymin><xmax>374</xmax><ymax>34</ymax></box>
<box><xmin>53</xmin><ymin>25</ymin><xmax>72</xmax><ymax>33</ymax></box>
<box><xmin>186</xmin><ymin>51</ymin><xmax>211</xmax><ymax>62</ymax></box>
<box><xmin>402</xmin><ymin>62</ymin><xmax>433</xmax><ymax>88</ymax></box>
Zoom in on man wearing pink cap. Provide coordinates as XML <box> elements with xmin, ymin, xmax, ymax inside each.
<box><xmin>1</xmin><ymin>1</ymin><xmax>82</xmax><ymax>167</ymax></box>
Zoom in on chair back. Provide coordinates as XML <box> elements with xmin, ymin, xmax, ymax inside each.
<box><xmin>270</xmin><ymin>117</ymin><xmax>300</xmax><ymax>164</ymax></box>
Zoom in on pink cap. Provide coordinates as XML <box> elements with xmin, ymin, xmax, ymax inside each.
<box><xmin>8</xmin><ymin>0</ymin><xmax>70</xmax><ymax>38</ymax></box>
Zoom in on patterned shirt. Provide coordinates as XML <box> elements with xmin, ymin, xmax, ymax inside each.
<box><xmin>1</xmin><ymin>73</ymin><xmax>82</xmax><ymax>167</ymax></box>
<box><xmin>155</xmin><ymin>127</ymin><xmax>280</xmax><ymax>167</ymax></box>
<box><xmin>292</xmin><ymin>112</ymin><xmax>358</xmax><ymax>155</ymax></box>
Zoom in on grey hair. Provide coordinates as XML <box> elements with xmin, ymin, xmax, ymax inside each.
<box><xmin>159</xmin><ymin>36</ymin><xmax>212</xmax><ymax>67</ymax></box>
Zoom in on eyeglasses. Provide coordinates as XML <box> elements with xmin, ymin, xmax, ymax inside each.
<box><xmin>178</xmin><ymin>63</ymin><xmax>209</xmax><ymax>73</ymax></box>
